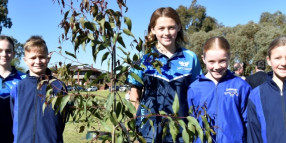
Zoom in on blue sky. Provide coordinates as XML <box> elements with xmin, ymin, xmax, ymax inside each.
<box><xmin>2</xmin><ymin>0</ymin><xmax>286</xmax><ymax>71</ymax></box>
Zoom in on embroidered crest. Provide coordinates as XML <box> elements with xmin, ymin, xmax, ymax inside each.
<box><xmin>178</xmin><ymin>61</ymin><xmax>189</xmax><ymax>67</ymax></box>
<box><xmin>224</xmin><ymin>88</ymin><xmax>238</xmax><ymax>97</ymax></box>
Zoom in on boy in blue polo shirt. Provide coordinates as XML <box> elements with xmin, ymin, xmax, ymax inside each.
<box><xmin>0</xmin><ymin>35</ymin><xmax>25</xmax><ymax>143</ymax></box>
<box><xmin>10</xmin><ymin>36</ymin><xmax>68</xmax><ymax>143</ymax></box>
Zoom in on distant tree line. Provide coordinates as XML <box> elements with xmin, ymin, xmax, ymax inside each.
<box><xmin>176</xmin><ymin>0</ymin><xmax>286</xmax><ymax>76</ymax></box>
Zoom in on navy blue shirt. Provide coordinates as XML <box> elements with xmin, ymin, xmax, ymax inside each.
<box><xmin>247</xmin><ymin>72</ymin><xmax>286</xmax><ymax>143</ymax></box>
<box><xmin>128</xmin><ymin>47</ymin><xmax>202</xmax><ymax>142</ymax></box>
<box><xmin>0</xmin><ymin>67</ymin><xmax>25</xmax><ymax>143</ymax></box>
<box><xmin>10</xmin><ymin>69</ymin><xmax>68</xmax><ymax>143</ymax></box>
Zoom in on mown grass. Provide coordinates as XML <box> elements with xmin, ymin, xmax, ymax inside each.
<box><xmin>63</xmin><ymin>90</ymin><xmax>126</xmax><ymax>143</ymax></box>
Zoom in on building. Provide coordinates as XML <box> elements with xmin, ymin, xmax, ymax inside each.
<box><xmin>69</xmin><ymin>65</ymin><xmax>105</xmax><ymax>85</ymax></box>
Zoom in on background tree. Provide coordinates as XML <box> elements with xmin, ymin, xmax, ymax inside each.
<box><xmin>176</xmin><ymin>0</ymin><xmax>218</xmax><ymax>34</ymax></box>
<box><xmin>0</xmin><ymin>0</ymin><xmax>12</xmax><ymax>34</ymax></box>
<box><xmin>185</xmin><ymin>10</ymin><xmax>286</xmax><ymax>76</ymax></box>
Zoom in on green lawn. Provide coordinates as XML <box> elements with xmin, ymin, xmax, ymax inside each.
<box><xmin>63</xmin><ymin>90</ymin><xmax>126</xmax><ymax>143</ymax></box>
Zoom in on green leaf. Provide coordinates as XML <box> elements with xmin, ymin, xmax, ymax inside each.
<box><xmin>130</xmin><ymin>72</ymin><xmax>144</xmax><ymax>85</ymax></box>
<box><xmin>182</xmin><ymin>129</ymin><xmax>190</xmax><ymax>143</ymax></box>
<box><xmin>127</xmin><ymin>119</ymin><xmax>136</xmax><ymax>131</ymax></box>
<box><xmin>187</xmin><ymin>116</ymin><xmax>204</xmax><ymax>142</ymax></box>
<box><xmin>64</xmin><ymin>10</ymin><xmax>70</xmax><ymax>20</ymax></box>
<box><xmin>51</xmin><ymin>96</ymin><xmax>58</xmax><ymax>110</ymax></box>
<box><xmin>132</xmin><ymin>54</ymin><xmax>139</xmax><ymax>62</ymax></box>
<box><xmin>105</xmin><ymin>93</ymin><xmax>113</xmax><ymax>111</ymax></box>
<box><xmin>136</xmin><ymin>38</ymin><xmax>143</xmax><ymax>52</ymax></box>
<box><xmin>178</xmin><ymin>120</ymin><xmax>186</xmax><ymax>129</ymax></box>
<box><xmin>110</xmin><ymin>111</ymin><xmax>118</xmax><ymax>126</ymax></box>
<box><xmin>149</xmin><ymin>120</ymin><xmax>155</xmax><ymax>133</ymax></box>
<box><xmin>201</xmin><ymin>115</ymin><xmax>210</xmax><ymax>130</ymax></box>
<box><xmin>123</xmin><ymin>28</ymin><xmax>134</xmax><ymax>38</ymax></box>
<box><xmin>124</xmin><ymin>17</ymin><xmax>132</xmax><ymax>31</ymax></box>
<box><xmin>162</xmin><ymin>123</ymin><xmax>168</xmax><ymax>139</ymax></box>
<box><xmin>91</xmin><ymin>5</ymin><xmax>98</xmax><ymax>17</ymax></box>
<box><xmin>113</xmin><ymin>33</ymin><xmax>118</xmax><ymax>44</ymax></box>
<box><xmin>101</xmin><ymin>52</ymin><xmax>109</xmax><ymax>65</ymax></box>
<box><xmin>117</xmin><ymin>35</ymin><xmax>126</xmax><ymax>48</ymax></box>
<box><xmin>59</xmin><ymin>95</ymin><xmax>70</xmax><ymax>113</ymax></box>
<box><xmin>80</xmin><ymin>17</ymin><xmax>85</xmax><ymax>28</ymax></box>
<box><xmin>169</xmin><ymin>120</ymin><xmax>179</xmax><ymax>142</ymax></box>
<box><xmin>69</xmin><ymin>15</ymin><xmax>74</xmax><ymax>24</ymax></box>
<box><xmin>42</xmin><ymin>102</ymin><xmax>47</xmax><ymax>114</ymax></box>
<box><xmin>115</xmin><ymin>102</ymin><xmax>122</xmax><ymax>120</ymax></box>
<box><xmin>99</xmin><ymin>18</ymin><xmax>105</xmax><ymax>33</ymax></box>
<box><xmin>83</xmin><ymin>71</ymin><xmax>92</xmax><ymax>81</ymax></box>
<box><xmin>65</xmin><ymin>51</ymin><xmax>76</xmax><ymax>59</ymax></box>
<box><xmin>152</xmin><ymin>60</ymin><xmax>162</xmax><ymax>74</ymax></box>
<box><xmin>172</xmin><ymin>93</ymin><xmax>179</xmax><ymax>115</ymax></box>
<box><xmin>87</xmin><ymin>33</ymin><xmax>94</xmax><ymax>40</ymax></box>
<box><xmin>116</xmin><ymin>134</ymin><xmax>123</xmax><ymax>143</ymax></box>
<box><xmin>81</xmin><ymin>40</ymin><xmax>86</xmax><ymax>52</ymax></box>
<box><xmin>138</xmin><ymin>135</ymin><xmax>147</xmax><ymax>143</ymax></box>
<box><xmin>84</xmin><ymin>21</ymin><xmax>96</xmax><ymax>31</ymax></box>
<box><xmin>159</xmin><ymin>110</ymin><xmax>167</xmax><ymax>115</ymax></box>
<box><xmin>122</xmin><ymin>97</ymin><xmax>136</xmax><ymax>114</ymax></box>
<box><xmin>205</xmin><ymin>130</ymin><xmax>212</xmax><ymax>143</ymax></box>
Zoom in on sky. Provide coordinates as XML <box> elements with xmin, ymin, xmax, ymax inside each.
<box><xmin>2</xmin><ymin>0</ymin><xmax>286</xmax><ymax>71</ymax></box>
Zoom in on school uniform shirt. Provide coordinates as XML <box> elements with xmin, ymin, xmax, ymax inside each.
<box><xmin>0</xmin><ymin>67</ymin><xmax>25</xmax><ymax>143</ymax></box>
<box><xmin>247</xmin><ymin>72</ymin><xmax>286</xmax><ymax>143</ymax></box>
<box><xmin>128</xmin><ymin>47</ymin><xmax>202</xmax><ymax>142</ymax></box>
<box><xmin>187</xmin><ymin>70</ymin><xmax>251</xmax><ymax>143</ymax></box>
<box><xmin>10</xmin><ymin>69</ymin><xmax>68</xmax><ymax>143</ymax></box>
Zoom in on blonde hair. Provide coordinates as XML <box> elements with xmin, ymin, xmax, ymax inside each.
<box><xmin>24</xmin><ymin>36</ymin><xmax>48</xmax><ymax>55</ymax></box>
<box><xmin>268</xmin><ymin>36</ymin><xmax>286</xmax><ymax>58</ymax></box>
<box><xmin>203</xmin><ymin>36</ymin><xmax>230</xmax><ymax>57</ymax></box>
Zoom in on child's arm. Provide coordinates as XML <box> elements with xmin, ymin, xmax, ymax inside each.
<box><xmin>129</xmin><ymin>86</ymin><xmax>142</xmax><ymax>110</ymax></box>
<box><xmin>9</xmin><ymin>84</ymin><xmax>18</xmax><ymax>118</ymax></box>
<box><xmin>247</xmin><ymin>90</ymin><xmax>264</xmax><ymax>143</ymax></box>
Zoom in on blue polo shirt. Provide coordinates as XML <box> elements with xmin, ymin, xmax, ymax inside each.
<box><xmin>0</xmin><ymin>67</ymin><xmax>25</xmax><ymax>143</ymax></box>
<box><xmin>128</xmin><ymin>47</ymin><xmax>202</xmax><ymax>142</ymax></box>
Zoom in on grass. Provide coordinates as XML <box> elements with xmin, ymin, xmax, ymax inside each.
<box><xmin>63</xmin><ymin>90</ymin><xmax>127</xmax><ymax>143</ymax></box>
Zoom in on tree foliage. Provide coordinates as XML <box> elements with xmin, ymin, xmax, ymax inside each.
<box><xmin>46</xmin><ymin>0</ymin><xmax>213</xmax><ymax>142</ymax></box>
<box><xmin>176</xmin><ymin>0</ymin><xmax>218</xmax><ymax>34</ymax></box>
<box><xmin>185</xmin><ymin>11</ymin><xmax>286</xmax><ymax>75</ymax></box>
<box><xmin>0</xmin><ymin>0</ymin><xmax>12</xmax><ymax>34</ymax></box>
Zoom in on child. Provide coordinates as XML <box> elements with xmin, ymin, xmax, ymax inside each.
<box><xmin>247</xmin><ymin>36</ymin><xmax>286</xmax><ymax>142</ymax></box>
<box><xmin>187</xmin><ymin>36</ymin><xmax>251</xmax><ymax>142</ymax></box>
<box><xmin>10</xmin><ymin>36</ymin><xmax>68</xmax><ymax>143</ymax></box>
<box><xmin>0</xmin><ymin>36</ymin><xmax>25</xmax><ymax>143</ymax></box>
<box><xmin>127</xmin><ymin>7</ymin><xmax>202</xmax><ymax>142</ymax></box>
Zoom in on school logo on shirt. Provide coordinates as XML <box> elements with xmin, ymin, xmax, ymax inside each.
<box><xmin>224</xmin><ymin>88</ymin><xmax>238</xmax><ymax>97</ymax></box>
<box><xmin>179</xmin><ymin>61</ymin><xmax>189</xmax><ymax>67</ymax></box>
<box><xmin>177</xmin><ymin>61</ymin><xmax>192</xmax><ymax>70</ymax></box>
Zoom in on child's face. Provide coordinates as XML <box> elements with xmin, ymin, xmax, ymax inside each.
<box><xmin>151</xmin><ymin>16</ymin><xmax>180</xmax><ymax>49</ymax></box>
<box><xmin>267</xmin><ymin>46</ymin><xmax>286</xmax><ymax>81</ymax></box>
<box><xmin>24</xmin><ymin>50</ymin><xmax>50</xmax><ymax>77</ymax></box>
<box><xmin>0</xmin><ymin>40</ymin><xmax>14</xmax><ymax>67</ymax></box>
<box><xmin>203</xmin><ymin>48</ymin><xmax>229</xmax><ymax>82</ymax></box>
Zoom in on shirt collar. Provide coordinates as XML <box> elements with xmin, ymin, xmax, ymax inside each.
<box><xmin>151</xmin><ymin>46</ymin><xmax>184</xmax><ymax>59</ymax></box>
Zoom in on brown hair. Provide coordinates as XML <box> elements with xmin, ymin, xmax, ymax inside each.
<box><xmin>24</xmin><ymin>36</ymin><xmax>48</xmax><ymax>55</ymax></box>
<box><xmin>203</xmin><ymin>36</ymin><xmax>230</xmax><ymax>57</ymax></box>
<box><xmin>268</xmin><ymin>36</ymin><xmax>286</xmax><ymax>58</ymax></box>
<box><xmin>145</xmin><ymin>7</ymin><xmax>184</xmax><ymax>47</ymax></box>
<box><xmin>0</xmin><ymin>35</ymin><xmax>15</xmax><ymax>52</ymax></box>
